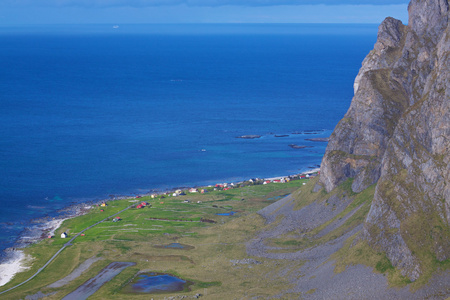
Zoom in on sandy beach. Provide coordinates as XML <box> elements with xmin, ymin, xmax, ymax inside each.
<box><xmin>0</xmin><ymin>209</ymin><xmax>89</xmax><ymax>287</ymax></box>
<box><xmin>0</xmin><ymin>250</ymin><xmax>32</xmax><ymax>287</ymax></box>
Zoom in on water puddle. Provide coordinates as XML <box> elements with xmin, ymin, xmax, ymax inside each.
<box><xmin>153</xmin><ymin>243</ymin><xmax>194</xmax><ymax>250</ymax></box>
<box><xmin>216</xmin><ymin>211</ymin><xmax>236</xmax><ymax>216</ymax></box>
<box><xmin>122</xmin><ymin>272</ymin><xmax>193</xmax><ymax>294</ymax></box>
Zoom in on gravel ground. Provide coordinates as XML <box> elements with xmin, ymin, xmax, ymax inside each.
<box><xmin>61</xmin><ymin>261</ymin><xmax>135</xmax><ymax>300</ymax></box>
<box><xmin>47</xmin><ymin>256</ymin><xmax>103</xmax><ymax>288</ymax></box>
<box><xmin>314</xmin><ymin>204</ymin><xmax>363</xmax><ymax>239</ymax></box>
<box><xmin>247</xmin><ymin>194</ymin><xmax>450</xmax><ymax>299</ymax></box>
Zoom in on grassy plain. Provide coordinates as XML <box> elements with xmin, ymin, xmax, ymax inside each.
<box><xmin>1</xmin><ymin>179</ymin><xmax>309</xmax><ymax>299</ymax></box>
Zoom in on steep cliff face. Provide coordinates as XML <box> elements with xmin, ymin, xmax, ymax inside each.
<box><xmin>319</xmin><ymin>0</ymin><xmax>449</xmax><ymax>281</ymax></box>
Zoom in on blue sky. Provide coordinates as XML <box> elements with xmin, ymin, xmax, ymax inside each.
<box><xmin>0</xmin><ymin>0</ymin><xmax>409</xmax><ymax>25</ymax></box>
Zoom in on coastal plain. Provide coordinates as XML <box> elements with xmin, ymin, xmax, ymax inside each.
<box><xmin>3</xmin><ymin>173</ymin><xmax>447</xmax><ymax>299</ymax></box>
<box><xmin>0</xmin><ymin>178</ymin><xmax>311</xmax><ymax>299</ymax></box>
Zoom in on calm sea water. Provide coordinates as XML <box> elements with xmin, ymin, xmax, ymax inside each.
<box><xmin>0</xmin><ymin>24</ymin><xmax>377</xmax><ymax>253</ymax></box>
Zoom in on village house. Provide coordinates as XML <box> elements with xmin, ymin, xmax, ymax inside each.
<box><xmin>61</xmin><ymin>232</ymin><xmax>67</xmax><ymax>238</ymax></box>
<box><xmin>189</xmin><ymin>188</ymin><xmax>198</xmax><ymax>193</ymax></box>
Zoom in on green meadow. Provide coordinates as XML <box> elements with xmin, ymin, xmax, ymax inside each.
<box><xmin>1</xmin><ymin>178</ymin><xmax>310</xmax><ymax>299</ymax></box>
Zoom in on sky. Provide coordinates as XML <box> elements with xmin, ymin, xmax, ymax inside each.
<box><xmin>0</xmin><ymin>0</ymin><xmax>410</xmax><ymax>26</ymax></box>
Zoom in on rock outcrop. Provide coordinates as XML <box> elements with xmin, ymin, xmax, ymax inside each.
<box><xmin>319</xmin><ymin>0</ymin><xmax>449</xmax><ymax>281</ymax></box>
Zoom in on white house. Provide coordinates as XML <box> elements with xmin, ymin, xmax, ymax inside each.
<box><xmin>61</xmin><ymin>232</ymin><xmax>67</xmax><ymax>238</ymax></box>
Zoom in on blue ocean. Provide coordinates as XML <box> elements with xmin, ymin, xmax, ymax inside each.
<box><xmin>0</xmin><ymin>24</ymin><xmax>377</xmax><ymax>254</ymax></box>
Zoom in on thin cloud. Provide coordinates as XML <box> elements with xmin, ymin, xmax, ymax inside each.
<box><xmin>1</xmin><ymin>0</ymin><xmax>410</xmax><ymax>8</ymax></box>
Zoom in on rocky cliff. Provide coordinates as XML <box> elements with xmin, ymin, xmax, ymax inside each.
<box><xmin>319</xmin><ymin>0</ymin><xmax>449</xmax><ymax>281</ymax></box>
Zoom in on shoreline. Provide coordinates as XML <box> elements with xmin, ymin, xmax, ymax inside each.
<box><xmin>0</xmin><ymin>168</ymin><xmax>320</xmax><ymax>287</ymax></box>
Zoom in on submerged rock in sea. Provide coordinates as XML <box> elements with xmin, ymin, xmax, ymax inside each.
<box><xmin>236</xmin><ymin>135</ymin><xmax>261</xmax><ymax>139</ymax></box>
<box><xmin>289</xmin><ymin>144</ymin><xmax>313</xmax><ymax>149</ymax></box>
<box><xmin>305</xmin><ymin>137</ymin><xmax>329</xmax><ymax>142</ymax></box>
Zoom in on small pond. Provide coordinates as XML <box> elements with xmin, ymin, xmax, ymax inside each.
<box><xmin>164</xmin><ymin>242</ymin><xmax>185</xmax><ymax>249</ymax></box>
<box><xmin>122</xmin><ymin>272</ymin><xmax>193</xmax><ymax>294</ymax></box>
<box><xmin>153</xmin><ymin>243</ymin><xmax>194</xmax><ymax>250</ymax></box>
<box><xmin>216</xmin><ymin>211</ymin><xmax>236</xmax><ymax>216</ymax></box>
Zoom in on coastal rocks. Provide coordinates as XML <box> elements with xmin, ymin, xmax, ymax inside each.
<box><xmin>236</xmin><ymin>135</ymin><xmax>261</xmax><ymax>139</ymax></box>
<box><xmin>305</xmin><ymin>137</ymin><xmax>329</xmax><ymax>142</ymax></box>
<box><xmin>319</xmin><ymin>0</ymin><xmax>449</xmax><ymax>281</ymax></box>
<box><xmin>288</xmin><ymin>144</ymin><xmax>313</xmax><ymax>149</ymax></box>
<box><xmin>292</xmin><ymin>130</ymin><xmax>325</xmax><ymax>135</ymax></box>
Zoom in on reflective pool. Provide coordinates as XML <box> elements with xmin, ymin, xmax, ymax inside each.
<box><xmin>153</xmin><ymin>243</ymin><xmax>194</xmax><ymax>250</ymax></box>
<box><xmin>216</xmin><ymin>211</ymin><xmax>236</xmax><ymax>216</ymax></box>
<box><xmin>123</xmin><ymin>272</ymin><xmax>192</xmax><ymax>294</ymax></box>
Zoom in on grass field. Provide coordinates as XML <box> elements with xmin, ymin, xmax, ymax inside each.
<box><xmin>0</xmin><ymin>178</ymin><xmax>311</xmax><ymax>299</ymax></box>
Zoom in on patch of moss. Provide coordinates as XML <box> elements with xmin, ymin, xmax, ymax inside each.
<box><xmin>375</xmin><ymin>256</ymin><xmax>394</xmax><ymax>273</ymax></box>
<box><xmin>305</xmin><ymin>288</ymin><xmax>316</xmax><ymax>294</ymax></box>
<box><xmin>331</xmin><ymin>234</ymin><xmax>411</xmax><ymax>288</ymax></box>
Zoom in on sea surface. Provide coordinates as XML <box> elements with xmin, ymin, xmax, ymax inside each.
<box><xmin>0</xmin><ymin>23</ymin><xmax>377</xmax><ymax>255</ymax></box>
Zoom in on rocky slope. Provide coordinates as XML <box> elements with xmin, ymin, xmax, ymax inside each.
<box><xmin>319</xmin><ymin>0</ymin><xmax>449</xmax><ymax>281</ymax></box>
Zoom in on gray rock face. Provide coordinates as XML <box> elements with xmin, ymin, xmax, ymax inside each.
<box><xmin>319</xmin><ymin>0</ymin><xmax>449</xmax><ymax>281</ymax></box>
<box><xmin>321</xmin><ymin>16</ymin><xmax>409</xmax><ymax>194</ymax></box>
